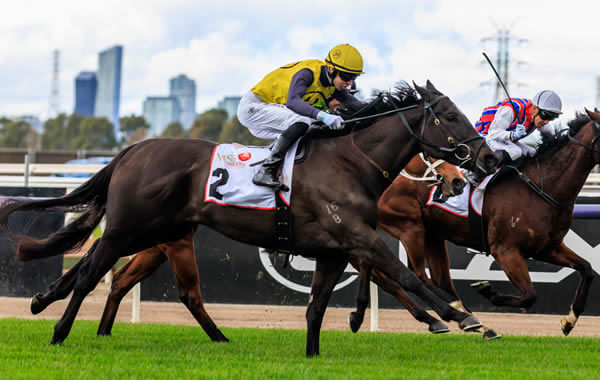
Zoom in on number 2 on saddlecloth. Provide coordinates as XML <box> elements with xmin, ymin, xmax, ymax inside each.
<box><xmin>209</xmin><ymin>168</ymin><xmax>229</xmax><ymax>200</ymax></box>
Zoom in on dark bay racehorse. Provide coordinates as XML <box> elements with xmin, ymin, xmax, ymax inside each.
<box><xmin>0</xmin><ymin>82</ymin><xmax>498</xmax><ymax>356</ymax></box>
<box><xmin>29</xmin><ymin>154</ymin><xmax>468</xmax><ymax>338</ymax></box>
<box><xmin>376</xmin><ymin>109</ymin><xmax>600</xmax><ymax>335</ymax></box>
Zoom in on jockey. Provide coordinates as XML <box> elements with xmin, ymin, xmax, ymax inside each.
<box><xmin>237</xmin><ymin>43</ymin><xmax>364</xmax><ymax>190</ymax></box>
<box><xmin>474</xmin><ymin>90</ymin><xmax>562</xmax><ymax>166</ymax></box>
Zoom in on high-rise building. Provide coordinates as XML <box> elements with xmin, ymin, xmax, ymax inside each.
<box><xmin>95</xmin><ymin>45</ymin><xmax>123</xmax><ymax>139</ymax></box>
<box><xmin>216</xmin><ymin>96</ymin><xmax>241</xmax><ymax>119</ymax></box>
<box><xmin>143</xmin><ymin>96</ymin><xmax>181</xmax><ymax>136</ymax></box>
<box><xmin>169</xmin><ymin>74</ymin><xmax>196</xmax><ymax>128</ymax></box>
<box><xmin>74</xmin><ymin>71</ymin><xmax>97</xmax><ymax>117</ymax></box>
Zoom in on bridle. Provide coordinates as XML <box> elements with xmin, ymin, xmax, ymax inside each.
<box><xmin>345</xmin><ymin>94</ymin><xmax>485</xmax><ymax>181</ymax></box>
<box><xmin>400</xmin><ymin>153</ymin><xmax>444</xmax><ymax>185</ymax></box>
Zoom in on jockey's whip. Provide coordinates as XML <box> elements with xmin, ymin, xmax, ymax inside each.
<box><xmin>482</xmin><ymin>52</ymin><xmax>518</xmax><ymax>118</ymax></box>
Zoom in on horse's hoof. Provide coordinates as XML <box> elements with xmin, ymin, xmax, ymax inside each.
<box><xmin>483</xmin><ymin>329</ymin><xmax>502</xmax><ymax>340</ymax></box>
<box><xmin>50</xmin><ymin>335</ymin><xmax>64</xmax><ymax>345</ymax></box>
<box><xmin>348</xmin><ymin>312</ymin><xmax>363</xmax><ymax>333</ymax></box>
<box><xmin>459</xmin><ymin>315</ymin><xmax>482</xmax><ymax>331</ymax></box>
<box><xmin>30</xmin><ymin>293</ymin><xmax>48</xmax><ymax>315</ymax></box>
<box><xmin>470</xmin><ymin>281</ymin><xmax>491</xmax><ymax>291</ymax></box>
<box><xmin>561</xmin><ymin>318</ymin><xmax>574</xmax><ymax>336</ymax></box>
<box><xmin>429</xmin><ymin>321</ymin><xmax>450</xmax><ymax>334</ymax></box>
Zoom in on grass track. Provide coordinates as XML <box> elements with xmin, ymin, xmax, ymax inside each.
<box><xmin>0</xmin><ymin>318</ymin><xmax>598</xmax><ymax>379</ymax></box>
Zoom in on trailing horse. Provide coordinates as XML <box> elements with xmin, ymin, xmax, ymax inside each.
<box><xmin>0</xmin><ymin>81</ymin><xmax>498</xmax><ymax>356</ymax></box>
<box><xmin>376</xmin><ymin>109</ymin><xmax>600</xmax><ymax>335</ymax></box>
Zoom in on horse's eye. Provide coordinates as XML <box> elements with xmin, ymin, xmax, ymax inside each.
<box><xmin>446</xmin><ymin>114</ymin><xmax>457</xmax><ymax>121</ymax></box>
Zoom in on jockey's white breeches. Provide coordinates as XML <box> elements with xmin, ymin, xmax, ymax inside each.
<box><xmin>237</xmin><ymin>91</ymin><xmax>317</xmax><ymax>141</ymax></box>
<box><xmin>485</xmin><ymin>136</ymin><xmax>532</xmax><ymax>161</ymax></box>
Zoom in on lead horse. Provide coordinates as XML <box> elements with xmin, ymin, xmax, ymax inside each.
<box><xmin>28</xmin><ymin>154</ymin><xmax>468</xmax><ymax>337</ymax></box>
<box><xmin>0</xmin><ymin>82</ymin><xmax>498</xmax><ymax>356</ymax></box>
<box><xmin>375</xmin><ymin>109</ymin><xmax>600</xmax><ymax>335</ymax></box>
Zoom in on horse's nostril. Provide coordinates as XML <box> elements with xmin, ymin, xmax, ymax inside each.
<box><xmin>453</xmin><ymin>178</ymin><xmax>466</xmax><ymax>191</ymax></box>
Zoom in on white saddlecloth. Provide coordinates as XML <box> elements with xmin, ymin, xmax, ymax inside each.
<box><xmin>426</xmin><ymin>174</ymin><xmax>493</xmax><ymax>217</ymax></box>
<box><xmin>204</xmin><ymin>142</ymin><xmax>299</xmax><ymax>209</ymax></box>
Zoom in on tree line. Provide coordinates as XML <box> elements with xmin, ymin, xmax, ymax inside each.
<box><xmin>0</xmin><ymin>109</ymin><xmax>267</xmax><ymax>150</ymax></box>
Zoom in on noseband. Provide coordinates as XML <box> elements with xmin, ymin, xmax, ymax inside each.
<box><xmin>400</xmin><ymin>153</ymin><xmax>444</xmax><ymax>185</ymax></box>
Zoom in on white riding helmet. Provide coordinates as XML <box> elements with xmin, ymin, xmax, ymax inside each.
<box><xmin>532</xmin><ymin>90</ymin><xmax>562</xmax><ymax>114</ymax></box>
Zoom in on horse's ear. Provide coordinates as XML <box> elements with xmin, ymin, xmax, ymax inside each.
<box><xmin>585</xmin><ymin>108</ymin><xmax>600</xmax><ymax>123</ymax></box>
<box><xmin>425</xmin><ymin>80</ymin><xmax>443</xmax><ymax>95</ymax></box>
<box><xmin>413</xmin><ymin>81</ymin><xmax>431</xmax><ymax>100</ymax></box>
<box><xmin>595</xmin><ymin>107</ymin><xmax>599</xmax><ymax>113</ymax></box>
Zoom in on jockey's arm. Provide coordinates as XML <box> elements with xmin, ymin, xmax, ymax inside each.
<box><xmin>286</xmin><ymin>69</ymin><xmax>321</xmax><ymax>119</ymax></box>
<box><xmin>486</xmin><ymin>106</ymin><xmax>516</xmax><ymax>141</ymax></box>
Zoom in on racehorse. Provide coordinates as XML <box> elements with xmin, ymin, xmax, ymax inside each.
<box><xmin>0</xmin><ymin>82</ymin><xmax>499</xmax><ymax>356</ymax></box>
<box><xmin>375</xmin><ymin>109</ymin><xmax>600</xmax><ymax>336</ymax></box>
<box><xmin>28</xmin><ymin>154</ymin><xmax>468</xmax><ymax>338</ymax></box>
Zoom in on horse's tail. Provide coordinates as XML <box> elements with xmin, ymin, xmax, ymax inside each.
<box><xmin>0</xmin><ymin>145</ymin><xmax>136</xmax><ymax>261</ymax></box>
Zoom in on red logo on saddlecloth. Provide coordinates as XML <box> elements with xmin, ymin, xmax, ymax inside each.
<box><xmin>238</xmin><ymin>152</ymin><xmax>252</xmax><ymax>161</ymax></box>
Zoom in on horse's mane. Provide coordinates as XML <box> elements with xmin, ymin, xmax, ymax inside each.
<box><xmin>306</xmin><ymin>83</ymin><xmax>420</xmax><ymax>139</ymax></box>
<box><xmin>535</xmin><ymin>112</ymin><xmax>591</xmax><ymax>158</ymax></box>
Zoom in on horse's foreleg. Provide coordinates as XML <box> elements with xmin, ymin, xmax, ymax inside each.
<box><xmin>370</xmin><ymin>268</ymin><xmax>450</xmax><ymax>334</ymax></box>
<box><xmin>166</xmin><ymin>234</ymin><xmax>229</xmax><ymax>343</ymax></box>
<box><xmin>305</xmin><ymin>256</ymin><xmax>347</xmax><ymax>357</ymax></box>
<box><xmin>540</xmin><ymin>243</ymin><xmax>594</xmax><ymax>335</ymax></box>
<box><xmin>351</xmin><ymin>233</ymin><xmax>481</xmax><ymax>331</ymax></box>
<box><xmin>97</xmin><ymin>247</ymin><xmax>167</xmax><ymax>336</ymax></box>
<box><xmin>348</xmin><ymin>263</ymin><xmax>371</xmax><ymax>333</ymax></box>
<box><xmin>31</xmin><ymin>240</ymin><xmax>100</xmax><ymax>315</ymax></box>
<box><xmin>471</xmin><ymin>248</ymin><xmax>537</xmax><ymax>308</ymax></box>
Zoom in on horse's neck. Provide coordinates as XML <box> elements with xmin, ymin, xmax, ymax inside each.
<box><xmin>348</xmin><ymin>110</ymin><xmax>422</xmax><ymax>193</ymax></box>
<box><xmin>403</xmin><ymin>156</ymin><xmax>428</xmax><ymax>177</ymax></box>
<box><xmin>526</xmin><ymin>130</ymin><xmax>595</xmax><ymax>206</ymax></box>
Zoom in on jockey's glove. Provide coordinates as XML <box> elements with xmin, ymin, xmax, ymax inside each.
<box><xmin>317</xmin><ymin>111</ymin><xmax>344</xmax><ymax>130</ymax></box>
<box><xmin>511</xmin><ymin>124</ymin><xmax>527</xmax><ymax>141</ymax></box>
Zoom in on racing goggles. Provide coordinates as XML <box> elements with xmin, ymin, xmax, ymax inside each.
<box><xmin>338</xmin><ymin>71</ymin><xmax>358</xmax><ymax>82</ymax></box>
<box><xmin>538</xmin><ymin>109</ymin><xmax>559</xmax><ymax>121</ymax></box>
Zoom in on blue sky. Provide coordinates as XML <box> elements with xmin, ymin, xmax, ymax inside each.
<box><xmin>1</xmin><ymin>0</ymin><xmax>599</xmax><ymax>127</ymax></box>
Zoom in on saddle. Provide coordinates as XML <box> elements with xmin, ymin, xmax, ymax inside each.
<box><xmin>468</xmin><ymin>157</ymin><xmax>526</xmax><ymax>254</ymax></box>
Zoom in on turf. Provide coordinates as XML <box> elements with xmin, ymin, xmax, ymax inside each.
<box><xmin>0</xmin><ymin>318</ymin><xmax>598</xmax><ymax>379</ymax></box>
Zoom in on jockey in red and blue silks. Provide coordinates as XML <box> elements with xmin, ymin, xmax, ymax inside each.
<box><xmin>474</xmin><ymin>90</ymin><xmax>562</xmax><ymax>165</ymax></box>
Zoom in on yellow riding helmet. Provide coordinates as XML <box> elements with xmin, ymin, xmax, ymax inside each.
<box><xmin>325</xmin><ymin>44</ymin><xmax>365</xmax><ymax>75</ymax></box>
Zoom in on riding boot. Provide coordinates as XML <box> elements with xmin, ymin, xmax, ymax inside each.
<box><xmin>252</xmin><ymin>122</ymin><xmax>309</xmax><ymax>190</ymax></box>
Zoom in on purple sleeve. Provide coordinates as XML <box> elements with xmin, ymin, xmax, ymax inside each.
<box><xmin>286</xmin><ymin>68</ymin><xmax>321</xmax><ymax>119</ymax></box>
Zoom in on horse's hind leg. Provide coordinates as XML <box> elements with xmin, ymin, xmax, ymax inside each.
<box><xmin>97</xmin><ymin>247</ymin><xmax>167</xmax><ymax>336</ymax></box>
<box><xmin>306</xmin><ymin>256</ymin><xmax>347</xmax><ymax>357</ymax></box>
<box><xmin>166</xmin><ymin>234</ymin><xmax>229</xmax><ymax>342</ymax></box>
<box><xmin>51</xmin><ymin>238</ymin><xmax>121</xmax><ymax>345</ymax></box>
<box><xmin>539</xmin><ymin>243</ymin><xmax>594</xmax><ymax>335</ymax></box>
<box><xmin>31</xmin><ymin>240</ymin><xmax>100</xmax><ymax>315</ymax></box>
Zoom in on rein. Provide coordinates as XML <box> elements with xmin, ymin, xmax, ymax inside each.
<box><xmin>346</xmin><ymin>94</ymin><xmax>483</xmax><ymax>182</ymax></box>
<box><xmin>506</xmin><ymin>120</ymin><xmax>600</xmax><ymax>210</ymax></box>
